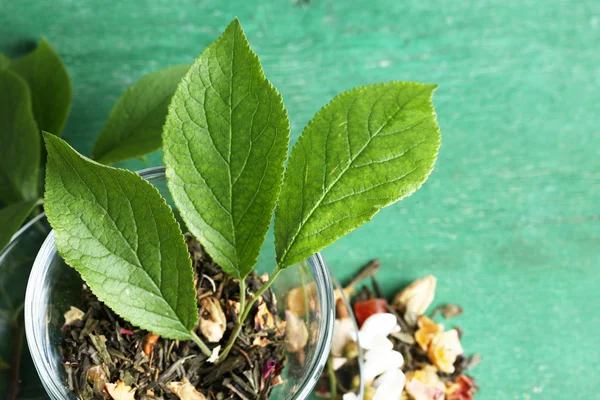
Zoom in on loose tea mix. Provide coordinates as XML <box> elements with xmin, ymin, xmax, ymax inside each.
<box><xmin>312</xmin><ymin>260</ymin><xmax>480</xmax><ymax>400</ymax></box>
<box><xmin>60</xmin><ymin>235</ymin><xmax>288</xmax><ymax>400</ymax></box>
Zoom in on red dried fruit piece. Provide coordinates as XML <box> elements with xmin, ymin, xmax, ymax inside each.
<box><xmin>446</xmin><ymin>374</ymin><xmax>477</xmax><ymax>400</ymax></box>
<box><xmin>353</xmin><ymin>298</ymin><xmax>388</xmax><ymax>327</ymax></box>
<box><xmin>120</xmin><ymin>328</ymin><xmax>134</xmax><ymax>335</ymax></box>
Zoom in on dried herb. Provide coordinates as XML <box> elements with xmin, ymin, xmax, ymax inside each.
<box><xmin>60</xmin><ymin>236</ymin><xmax>287</xmax><ymax>400</ymax></box>
<box><xmin>316</xmin><ymin>260</ymin><xmax>480</xmax><ymax>400</ymax></box>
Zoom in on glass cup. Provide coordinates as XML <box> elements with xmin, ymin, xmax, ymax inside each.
<box><xmin>24</xmin><ymin>167</ymin><xmax>339</xmax><ymax>400</ymax></box>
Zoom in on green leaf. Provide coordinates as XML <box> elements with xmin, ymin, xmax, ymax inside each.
<box><xmin>274</xmin><ymin>82</ymin><xmax>441</xmax><ymax>268</ymax></box>
<box><xmin>9</xmin><ymin>38</ymin><xmax>71</xmax><ymax>136</ymax></box>
<box><xmin>163</xmin><ymin>18</ymin><xmax>290</xmax><ymax>279</ymax></box>
<box><xmin>43</xmin><ymin>133</ymin><xmax>198</xmax><ymax>340</ymax></box>
<box><xmin>0</xmin><ymin>54</ymin><xmax>9</xmax><ymax>69</ymax></box>
<box><xmin>0</xmin><ymin>200</ymin><xmax>37</xmax><ymax>252</ymax></box>
<box><xmin>0</xmin><ymin>70</ymin><xmax>40</xmax><ymax>203</ymax></box>
<box><xmin>92</xmin><ymin>65</ymin><xmax>190</xmax><ymax>165</ymax></box>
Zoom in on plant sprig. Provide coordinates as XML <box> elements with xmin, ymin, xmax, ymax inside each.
<box><xmin>43</xmin><ymin>17</ymin><xmax>441</xmax><ymax>365</ymax></box>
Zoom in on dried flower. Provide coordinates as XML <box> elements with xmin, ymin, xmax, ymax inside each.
<box><xmin>63</xmin><ymin>306</ymin><xmax>85</xmax><ymax>327</ymax></box>
<box><xmin>446</xmin><ymin>375</ymin><xmax>477</xmax><ymax>400</ymax></box>
<box><xmin>143</xmin><ymin>333</ymin><xmax>160</xmax><ymax>356</ymax></box>
<box><xmin>406</xmin><ymin>366</ymin><xmax>445</xmax><ymax>392</ymax></box>
<box><xmin>105</xmin><ymin>380</ymin><xmax>136</xmax><ymax>400</ymax></box>
<box><xmin>428</xmin><ymin>329</ymin><xmax>464</xmax><ymax>373</ymax></box>
<box><xmin>393</xmin><ymin>275</ymin><xmax>436</xmax><ymax>316</ymax></box>
<box><xmin>207</xmin><ymin>345</ymin><xmax>221</xmax><ymax>363</ymax></box>
<box><xmin>363</xmin><ymin>349</ymin><xmax>404</xmax><ymax>382</ymax></box>
<box><xmin>120</xmin><ymin>328</ymin><xmax>134</xmax><ymax>335</ymax></box>
<box><xmin>167</xmin><ymin>377</ymin><xmax>206</xmax><ymax>400</ymax></box>
<box><xmin>252</xmin><ymin>336</ymin><xmax>272</xmax><ymax>347</ymax></box>
<box><xmin>254</xmin><ymin>300</ymin><xmax>276</xmax><ymax>330</ymax></box>
<box><xmin>405</xmin><ymin>378</ymin><xmax>444</xmax><ymax>400</ymax></box>
<box><xmin>285</xmin><ymin>311</ymin><xmax>309</xmax><ymax>353</ymax></box>
<box><xmin>198</xmin><ymin>296</ymin><xmax>226</xmax><ymax>342</ymax></box>
<box><xmin>262</xmin><ymin>359</ymin><xmax>278</xmax><ymax>379</ymax></box>
<box><xmin>286</xmin><ymin>283</ymin><xmax>317</xmax><ymax>316</ymax></box>
<box><xmin>415</xmin><ymin>316</ymin><xmax>443</xmax><ymax>351</ymax></box>
<box><xmin>373</xmin><ymin>368</ymin><xmax>406</xmax><ymax>400</ymax></box>
<box><xmin>271</xmin><ymin>375</ymin><xmax>283</xmax><ymax>387</ymax></box>
<box><xmin>331</xmin><ymin>318</ymin><xmax>355</xmax><ymax>357</ymax></box>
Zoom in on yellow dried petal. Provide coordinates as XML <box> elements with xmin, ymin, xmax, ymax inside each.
<box><xmin>427</xmin><ymin>329</ymin><xmax>464</xmax><ymax>373</ymax></box>
<box><xmin>414</xmin><ymin>316</ymin><xmax>443</xmax><ymax>351</ymax></box>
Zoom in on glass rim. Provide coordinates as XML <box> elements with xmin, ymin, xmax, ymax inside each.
<box><xmin>24</xmin><ymin>166</ymin><xmax>335</xmax><ymax>400</ymax></box>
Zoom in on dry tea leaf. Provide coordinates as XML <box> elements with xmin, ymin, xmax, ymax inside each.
<box><xmin>168</xmin><ymin>377</ymin><xmax>207</xmax><ymax>400</ymax></box>
<box><xmin>427</xmin><ymin>329</ymin><xmax>464</xmax><ymax>373</ymax></box>
<box><xmin>393</xmin><ymin>276</ymin><xmax>436</xmax><ymax>316</ymax></box>
<box><xmin>285</xmin><ymin>311</ymin><xmax>309</xmax><ymax>353</ymax></box>
<box><xmin>199</xmin><ymin>297</ymin><xmax>226</xmax><ymax>343</ymax></box>
<box><xmin>105</xmin><ymin>380</ymin><xmax>136</xmax><ymax>400</ymax></box>
<box><xmin>63</xmin><ymin>306</ymin><xmax>85</xmax><ymax>326</ymax></box>
<box><xmin>415</xmin><ymin>316</ymin><xmax>443</xmax><ymax>351</ymax></box>
<box><xmin>431</xmin><ymin>303</ymin><xmax>463</xmax><ymax>320</ymax></box>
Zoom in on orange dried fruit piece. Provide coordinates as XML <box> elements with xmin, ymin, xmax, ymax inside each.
<box><xmin>414</xmin><ymin>315</ymin><xmax>443</xmax><ymax>351</ymax></box>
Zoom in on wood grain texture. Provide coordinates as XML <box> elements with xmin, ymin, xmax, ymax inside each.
<box><xmin>1</xmin><ymin>0</ymin><xmax>599</xmax><ymax>398</ymax></box>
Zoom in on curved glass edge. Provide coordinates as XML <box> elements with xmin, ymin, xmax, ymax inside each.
<box><xmin>330</xmin><ymin>274</ymin><xmax>365</xmax><ymax>399</ymax></box>
<box><xmin>24</xmin><ymin>167</ymin><xmax>338</xmax><ymax>400</ymax></box>
<box><xmin>0</xmin><ymin>212</ymin><xmax>47</xmax><ymax>262</ymax></box>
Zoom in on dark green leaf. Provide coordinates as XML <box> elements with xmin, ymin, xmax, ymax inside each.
<box><xmin>275</xmin><ymin>82</ymin><xmax>441</xmax><ymax>268</ymax></box>
<box><xmin>0</xmin><ymin>70</ymin><xmax>40</xmax><ymax>203</ymax></box>
<box><xmin>9</xmin><ymin>38</ymin><xmax>71</xmax><ymax>136</ymax></box>
<box><xmin>163</xmin><ymin>19</ymin><xmax>290</xmax><ymax>279</ymax></box>
<box><xmin>43</xmin><ymin>133</ymin><xmax>198</xmax><ymax>339</ymax></box>
<box><xmin>0</xmin><ymin>200</ymin><xmax>37</xmax><ymax>252</ymax></box>
<box><xmin>92</xmin><ymin>65</ymin><xmax>190</xmax><ymax>165</ymax></box>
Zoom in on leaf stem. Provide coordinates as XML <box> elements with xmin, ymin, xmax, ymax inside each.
<box><xmin>239</xmin><ymin>278</ymin><xmax>246</xmax><ymax>316</ymax></box>
<box><xmin>190</xmin><ymin>330</ymin><xmax>212</xmax><ymax>357</ymax></box>
<box><xmin>215</xmin><ymin>267</ymin><xmax>282</xmax><ymax>363</ymax></box>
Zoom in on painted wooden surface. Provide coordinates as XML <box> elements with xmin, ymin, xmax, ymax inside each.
<box><xmin>2</xmin><ymin>0</ymin><xmax>599</xmax><ymax>398</ymax></box>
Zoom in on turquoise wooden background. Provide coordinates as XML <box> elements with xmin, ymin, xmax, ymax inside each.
<box><xmin>1</xmin><ymin>0</ymin><xmax>599</xmax><ymax>398</ymax></box>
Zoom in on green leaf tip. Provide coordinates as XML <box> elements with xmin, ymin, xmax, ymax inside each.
<box><xmin>0</xmin><ymin>69</ymin><xmax>40</xmax><ymax>204</ymax></box>
<box><xmin>163</xmin><ymin>17</ymin><xmax>290</xmax><ymax>279</ymax></box>
<box><xmin>274</xmin><ymin>81</ymin><xmax>441</xmax><ymax>268</ymax></box>
<box><xmin>92</xmin><ymin>64</ymin><xmax>191</xmax><ymax>165</ymax></box>
<box><xmin>9</xmin><ymin>37</ymin><xmax>72</xmax><ymax>136</ymax></box>
<box><xmin>43</xmin><ymin>133</ymin><xmax>198</xmax><ymax>340</ymax></box>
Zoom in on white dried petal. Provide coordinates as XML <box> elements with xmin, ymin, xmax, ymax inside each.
<box><xmin>105</xmin><ymin>380</ymin><xmax>136</xmax><ymax>400</ymax></box>
<box><xmin>332</xmin><ymin>357</ymin><xmax>348</xmax><ymax>371</ymax></box>
<box><xmin>373</xmin><ymin>368</ymin><xmax>405</xmax><ymax>400</ymax></box>
<box><xmin>63</xmin><ymin>306</ymin><xmax>85</xmax><ymax>326</ymax></box>
<box><xmin>285</xmin><ymin>311</ymin><xmax>309</xmax><ymax>353</ymax></box>
<box><xmin>207</xmin><ymin>345</ymin><xmax>221</xmax><ymax>364</ymax></box>
<box><xmin>198</xmin><ymin>297</ymin><xmax>226</xmax><ymax>343</ymax></box>
<box><xmin>168</xmin><ymin>377</ymin><xmax>206</xmax><ymax>400</ymax></box>
<box><xmin>360</xmin><ymin>313</ymin><xmax>398</xmax><ymax>337</ymax></box>
<box><xmin>331</xmin><ymin>318</ymin><xmax>355</xmax><ymax>356</ymax></box>
<box><xmin>363</xmin><ymin>349</ymin><xmax>404</xmax><ymax>382</ymax></box>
